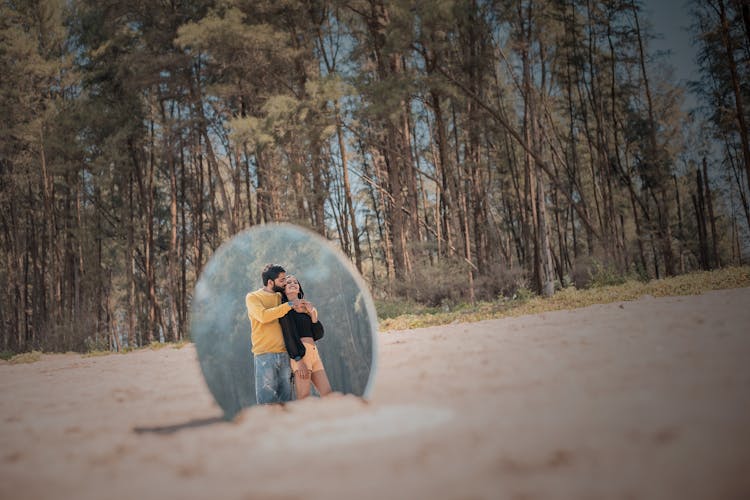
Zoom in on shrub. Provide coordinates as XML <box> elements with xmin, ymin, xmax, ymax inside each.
<box><xmin>572</xmin><ymin>255</ymin><xmax>626</xmax><ymax>288</ymax></box>
<box><xmin>83</xmin><ymin>335</ymin><xmax>110</xmax><ymax>353</ymax></box>
<box><xmin>394</xmin><ymin>257</ymin><xmax>529</xmax><ymax>307</ymax></box>
<box><xmin>473</xmin><ymin>264</ymin><xmax>528</xmax><ymax>301</ymax></box>
<box><xmin>398</xmin><ymin>258</ymin><xmax>467</xmax><ymax>307</ymax></box>
<box><xmin>9</xmin><ymin>351</ymin><xmax>43</xmax><ymax>364</ymax></box>
<box><xmin>512</xmin><ymin>285</ymin><xmax>536</xmax><ymax>302</ymax></box>
<box><xmin>375</xmin><ymin>298</ymin><xmax>438</xmax><ymax>319</ymax></box>
<box><xmin>589</xmin><ymin>261</ymin><xmax>627</xmax><ymax>287</ymax></box>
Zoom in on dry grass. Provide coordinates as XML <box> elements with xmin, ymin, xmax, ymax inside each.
<box><xmin>378</xmin><ymin>266</ymin><xmax>750</xmax><ymax>331</ymax></box>
<box><xmin>7</xmin><ymin>351</ymin><xmax>43</xmax><ymax>364</ymax></box>
<box><xmin>19</xmin><ymin>340</ymin><xmax>192</xmax><ymax>363</ymax></box>
<box><xmin>142</xmin><ymin>340</ymin><xmax>190</xmax><ymax>351</ymax></box>
<box><xmin>82</xmin><ymin>349</ymin><xmax>116</xmax><ymax>358</ymax></box>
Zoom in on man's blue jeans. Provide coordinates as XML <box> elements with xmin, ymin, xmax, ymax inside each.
<box><xmin>254</xmin><ymin>352</ymin><xmax>292</xmax><ymax>404</ymax></box>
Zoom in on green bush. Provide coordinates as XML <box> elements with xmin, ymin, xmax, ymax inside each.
<box><xmin>589</xmin><ymin>260</ymin><xmax>627</xmax><ymax>287</ymax></box>
<box><xmin>375</xmin><ymin>298</ymin><xmax>437</xmax><ymax>320</ymax></box>
<box><xmin>572</xmin><ymin>256</ymin><xmax>626</xmax><ymax>288</ymax></box>
<box><xmin>513</xmin><ymin>285</ymin><xmax>535</xmax><ymax>302</ymax></box>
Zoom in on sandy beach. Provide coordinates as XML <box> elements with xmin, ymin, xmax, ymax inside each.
<box><xmin>2</xmin><ymin>287</ymin><xmax>749</xmax><ymax>500</ymax></box>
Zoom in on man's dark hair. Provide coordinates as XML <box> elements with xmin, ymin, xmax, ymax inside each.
<box><xmin>261</xmin><ymin>264</ymin><xmax>285</xmax><ymax>286</ymax></box>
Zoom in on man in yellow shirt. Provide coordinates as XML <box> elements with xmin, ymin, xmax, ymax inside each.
<box><xmin>245</xmin><ymin>264</ymin><xmax>308</xmax><ymax>404</ymax></box>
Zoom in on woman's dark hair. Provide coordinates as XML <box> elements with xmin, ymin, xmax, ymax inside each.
<box><xmin>280</xmin><ymin>276</ymin><xmax>304</xmax><ymax>300</ymax></box>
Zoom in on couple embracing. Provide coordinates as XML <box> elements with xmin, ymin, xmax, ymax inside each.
<box><xmin>245</xmin><ymin>264</ymin><xmax>332</xmax><ymax>404</ymax></box>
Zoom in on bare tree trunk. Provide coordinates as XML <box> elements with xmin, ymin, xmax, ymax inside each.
<box><xmin>335</xmin><ymin>102</ymin><xmax>362</xmax><ymax>273</ymax></box>
<box><xmin>161</xmin><ymin>100</ymin><xmax>179</xmax><ymax>342</ymax></box>
<box><xmin>403</xmin><ymin>97</ymin><xmax>421</xmax><ymax>246</ymax></box>
<box><xmin>673</xmin><ymin>174</ymin><xmax>686</xmax><ymax>273</ymax></box>
<box><xmin>694</xmin><ymin>169</ymin><xmax>710</xmax><ymax>270</ymax></box>
<box><xmin>372</xmin><ymin>151</ymin><xmax>395</xmax><ymax>288</ymax></box>
<box><xmin>720</xmin><ymin>139</ymin><xmax>750</xmax><ymax>237</ymax></box>
<box><xmin>632</xmin><ymin>1</ymin><xmax>676</xmax><ymax>275</ymax></box>
<box><xmin>310</xmin><ymin>148</ymin><xmax>327</xmax><ymax>235</ymax></box>
<box><xmin>628</xmin><ymin>185</ymin><xmax>648</xmax><ymax>276</ymax></box>
<box><xmin>703</xmin><ymin>158</ymin><xmax>721</xmax><ymax>268</ymax></box>
<box><xmin>431</xmin><ymin>91</ymin><xmax>456</xmax><ymax>257</ymax></box>
<box><xmin>179</xmin><ymin>140</ymin><xmax>188</xmax><ymax>340</ymax></box>
<box><xmin>194</xmin><ymin>130</ymin><xmax>205</xmax><ymax>276</ymax></box>
<box><xmin>243</xmin><ymin>146</ymin><xmax>254</xmax><ymax>227</ymax></box>
<box><xmin>127</xmin><ymin>170</ymin><xmax>136</xmax><ymax>348</ymax></box>
<box><xmin>189</xmin><ymin>66</ymin><xmax>236</xmax><ymax>235</ymax></box>
<box><xmin>718</xmin><ymin>0</ymin><xmax>750</xmax><ymax>195</ymax></box>
<box><xmin>458</xmin><ymin>169</ymin><xmax>476</xmax><ymax>303</ymax></box>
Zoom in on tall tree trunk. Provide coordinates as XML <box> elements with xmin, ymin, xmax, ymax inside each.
<box><xmin>718</xmin><ymin>0</ymin><xmax>750</xmax><ymax>195</ymax></box>
<box><xmin>161</xmin><ymin>99</ymin><xmax>179</xmax><ymax>342</ymax></box>
<box><xmin>335</xmin><ymin>102</ymin><xmax>362</xmax><ymax>273</ymax></box>
<box><xmin>703</xmin><ymin>158</ymin><xmax>720</xmax><ymax>267</ymax></box>
<box><xmin>673</xmin><ymin>174</ymin><xmax>686</xmax><ymax>273</ymax></box>
<box><xmin>127</xmin><ymin>169</ymin><xmax>136</xmax><ymax>348</ymax></box>
<box><xmin>189</xmin><ymin>66</ymin><xmax>236</xmax><ymax>235</ymax></box>
<box><xmin>694</xmin><ymin>169</ymin><xmax>710</xmax><ymax>269</ymax></box>
<box><xmin>632</xmin><ymin>1</ymin><xmax>676</xmax><ymax>275</ymax></box>
<box><xmin>430</xmin><ymin>90</ymin><xmax>455</xmax><ymax>258</ymax></box>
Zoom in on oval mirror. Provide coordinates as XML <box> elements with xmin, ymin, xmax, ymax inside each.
<box><xmin>191</xmin><ymin>223</ymin><xmax>377</xmax><ymax>419</ymax></box>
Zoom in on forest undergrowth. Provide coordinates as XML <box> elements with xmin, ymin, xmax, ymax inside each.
<box><xmin>377</xmin><ymin>266</ymin><xmax>750</xmax><ymax>331</ymax></box>
<box><xmin>2</xmin><ymin>267</ymin><xmax>748</xmax><ymax>364</ymax></box>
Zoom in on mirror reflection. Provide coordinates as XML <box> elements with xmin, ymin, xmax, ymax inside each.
<box><xmin>191</xmin><ymin>224</ymin><xmax>377</xmax><ymax>419</ymax></box>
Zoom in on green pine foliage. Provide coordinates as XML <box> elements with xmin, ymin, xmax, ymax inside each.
<box><xmin>0</xmin><ymin>0</ymin><xmax>748</xmax><ymax>354</ymax></box>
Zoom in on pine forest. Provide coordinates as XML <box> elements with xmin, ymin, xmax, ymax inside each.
<box><xmin>1</xmin><ymin>0</ymin><xmax>749</xmax><ymax>353</ymax></box>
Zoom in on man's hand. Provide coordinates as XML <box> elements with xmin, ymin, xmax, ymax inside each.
<box><xmin>295</xmin><ymin>361</ymin><xmax>310</xmax><ymax>380</ymax></box>
<box><xmin>292</xmin><ymin>299</ymin><xmax>308</xmax><ymax>313</ymax></box>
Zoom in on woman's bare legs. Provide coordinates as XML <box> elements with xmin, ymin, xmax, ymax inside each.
<box><xmin>295</xmin><ymin>370</ymin><xmax>312</xmax><ymax>399</ymax></box>
<box><xmin>311</xmin><ymin>369</ymin><xmax>332</xmax><ymax>396</ymax></box>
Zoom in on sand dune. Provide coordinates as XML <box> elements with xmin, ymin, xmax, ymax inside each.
<box><xmin>2</xmin><ymin>288</ymin><xmax>750</xmax><ymax>500</ymax></box>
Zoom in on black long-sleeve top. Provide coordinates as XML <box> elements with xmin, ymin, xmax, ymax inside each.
<box><xmin>278</xmin><ymin>308</ymin><xmax>324</xmax><ymax>361</ymax></box>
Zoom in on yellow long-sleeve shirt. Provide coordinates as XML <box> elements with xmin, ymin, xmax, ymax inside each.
<box><xmin>245</xmin><ymin>288</ymin><xmax>293</xmax><ymax>355</ymax></box>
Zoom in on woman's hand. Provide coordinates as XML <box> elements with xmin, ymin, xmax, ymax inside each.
<box><xmin>304</xmin><ymin>301</ymin><xmax>318</xmax><ymax>323</ymax></box>
<box><xmin>294</xmin><ymin>361</ymin><xmax>310</xmax><ymax>380</ymax></box>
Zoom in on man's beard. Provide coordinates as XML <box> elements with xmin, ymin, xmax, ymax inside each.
<box><xmin>272</xmin><ymin>284</ymin><xmax>285</xmax><ymax>293</ymax></box>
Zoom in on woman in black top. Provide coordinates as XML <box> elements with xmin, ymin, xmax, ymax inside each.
<box><xmin>279</xmin><ymin>275</ymin><xmax>332</xmax><ymax>399</ymax></box>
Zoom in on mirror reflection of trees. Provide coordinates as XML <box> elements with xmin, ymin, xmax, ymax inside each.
<box><xmin>1</xmin><ymin>0</ymin><xmax>748</xmax><ymax>353</ymax></box>
<box><xmin>192</xmin><ymin>225</ymin><xmax>374</xmax><ymax>417</ymax></box>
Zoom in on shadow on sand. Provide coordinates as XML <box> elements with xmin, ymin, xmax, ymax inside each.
<box><xmin>133</xmin><ymin>415</ymin><xmax>227</xmax><ymax>435</ymax></box>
